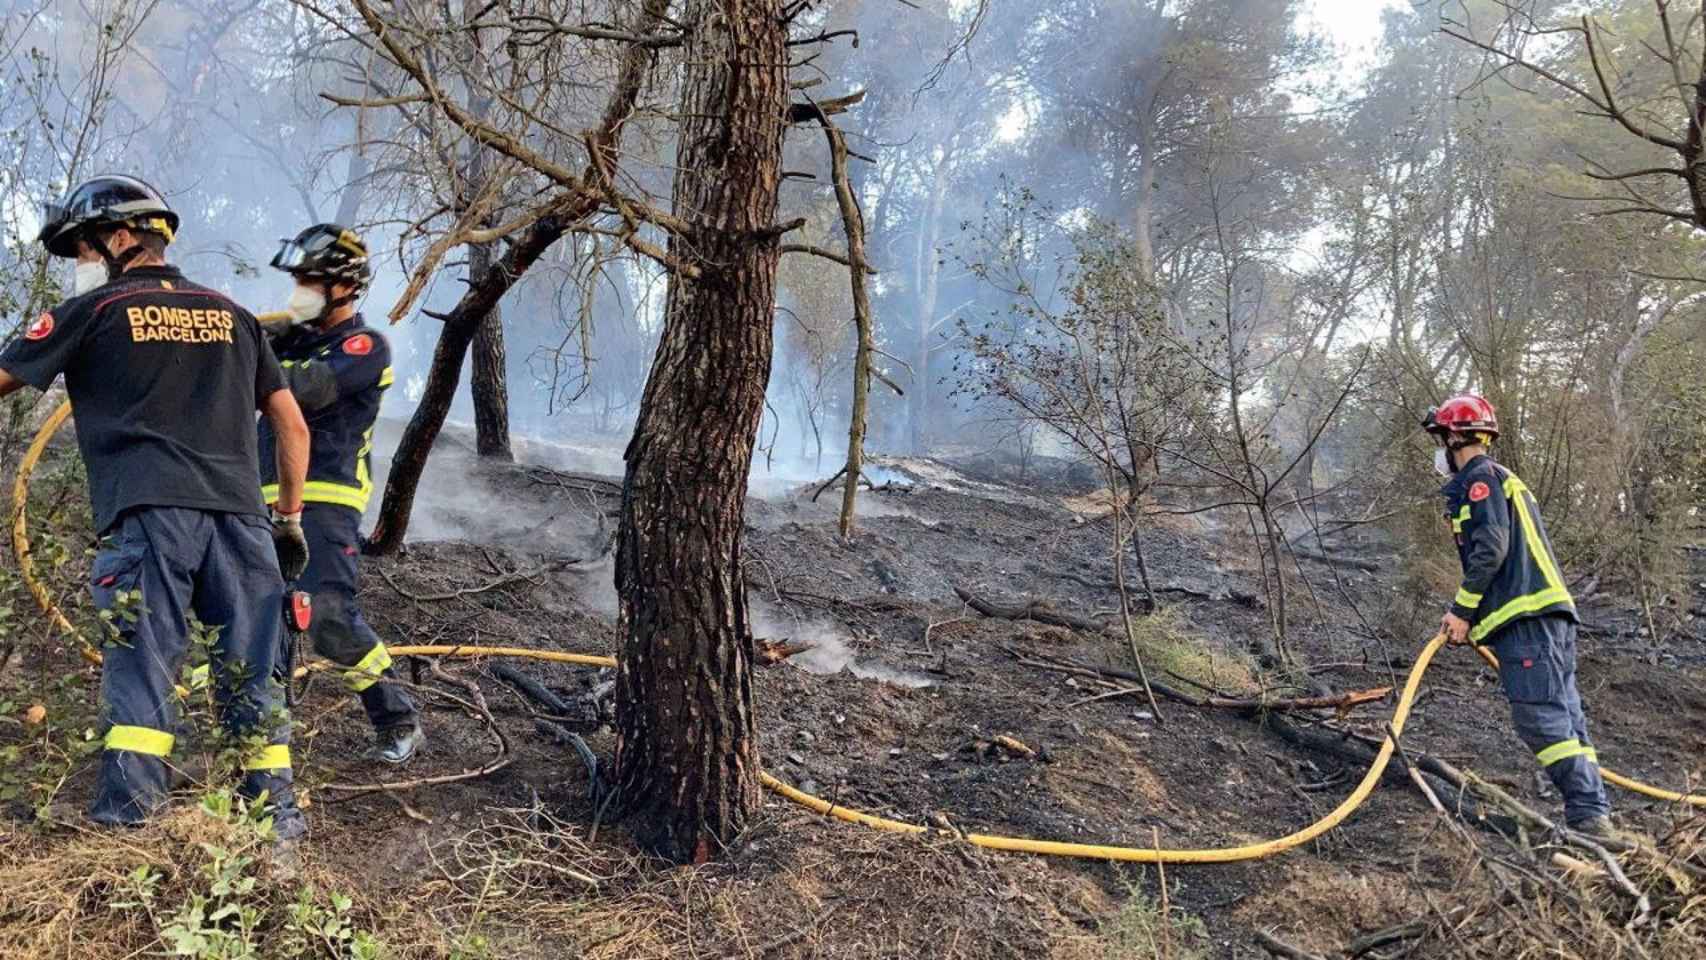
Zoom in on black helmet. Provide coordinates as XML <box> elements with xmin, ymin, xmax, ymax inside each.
<box><xmin>38</xmin><ymin>174</ymin><xmax>178</xmax><ymax>259</ymax></box>
<box><xmin>271</xmin><ymin>223</ymin><xmax>371</xmax><ymax>292</ymax></box>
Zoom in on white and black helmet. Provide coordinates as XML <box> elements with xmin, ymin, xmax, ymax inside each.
<box><xmin>271</xmin><ymin>223</ymin><xmax>371</xmax><ymax>293</ymax></box>
<box><xmin>38</xmin><ymin>174</ymin><xmax>178</xmax><ymax>259</ymax></box>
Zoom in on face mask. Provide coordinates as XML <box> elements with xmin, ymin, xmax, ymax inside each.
<box><xmin>72</xmin><ymin>259</ymin><xmax>108</xmax><ymax>295</ymax></box>
<box><xmin>285</xmin><ymin>284</ymin><xmax>327</xmax><ymax>324</ymax></box>
<box><xmin>1433</xmin><ymin>447</ymin><xmax>1453</xmax><ymax>478</ymax></box>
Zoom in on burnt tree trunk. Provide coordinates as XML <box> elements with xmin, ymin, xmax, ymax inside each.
<box><xmin>364</xmin><ymin>0</ymin><xmax>668</xmax><ymax>554</ymax></box>
<box><xmin>612</xmin><ymin>0</ymin><xmax>786</xmax><ymax>863</ymax></box>
<box><xmin>367</xmin><ymin>220</ymin><xmax>562</xmax><ymax>554</ymax></box>
<box><xmin>468</xmin><ymin>237</ymin><xmax>513</xmax><ymax>461</ymax></box>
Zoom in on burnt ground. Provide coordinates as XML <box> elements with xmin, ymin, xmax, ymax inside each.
<box><xmin>4</xmin><ymin>438</ymin><xmax>1706</xmax><ymax>959</ymax></box>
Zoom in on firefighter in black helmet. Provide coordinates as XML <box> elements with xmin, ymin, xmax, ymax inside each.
<box><xmin>258</xmin><ymin>223</ymin><xmax>423</xmax><ymax>764</ymax></box>
<box><xmin>0</xmin><ymin>175</ymin><xmax>310</xmax><ymax>838</ymax></box>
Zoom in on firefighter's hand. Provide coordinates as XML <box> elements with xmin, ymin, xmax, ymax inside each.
<box><xmin>270</xmin><ymin>508</ymin><xmax>309</xmax><ymax>581</ymax></box>
<box><xmin>258</xmin><ymin>313</ymin><xmax>297</xmax><ymax>338</ymax></box>
<box><xmin>1441</xmin><ymin>611</ymin><xmax>1472</xmax><ymax>646</ymax></box>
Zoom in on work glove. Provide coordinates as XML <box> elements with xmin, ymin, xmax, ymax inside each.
<box><xmin>270</xmin><ymin>507</ymin><xmax>310</xmax><ymax>581</ymax></box>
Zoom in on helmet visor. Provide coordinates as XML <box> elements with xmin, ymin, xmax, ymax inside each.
<box><xmin>270</xmin><ymin>238</ymin><xmax>311</xmax><ymax>271</ymax></box>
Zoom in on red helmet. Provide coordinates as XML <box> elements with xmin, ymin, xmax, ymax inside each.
<box><xmin>1423</xmin><ymin>394</ymin><xmax>1499</xmax><ymax>441</ymax></box>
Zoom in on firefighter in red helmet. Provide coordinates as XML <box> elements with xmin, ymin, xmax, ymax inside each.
<box><xmin>1424</xmin><ymin>394</ymin><xmax>1614</xmax><ymax>839</ymax></box>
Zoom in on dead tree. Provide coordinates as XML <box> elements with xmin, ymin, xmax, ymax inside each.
<box><xmin>610</xmin><ymin>0</ymin><xmax>788</xmax><ymax>863</ymax></box>
<box><xmin>817</xmin><ymin>109</ymin><xmax>883</xmax><ymax>539</ymax></box>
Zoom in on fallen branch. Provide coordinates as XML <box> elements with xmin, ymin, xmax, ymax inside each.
<box><xmin>1064</xmin><ymin>686</ymin><xmax>1150</xmax><ymax>710</ymax></box>
<box><xmin>1017</xmin><ymin>652</ymin><xmax>1388</xmax><ymax>714</ymax></box>
<box><xmin>492</xmin><ymin>662</ymin><xmax>574</xmax><ymax>714</ymax></box>
<box><xmin>380</xmin><ymin>563</ymin><xmax>552</xmax><ymax>603</ymax></box>
<box><xmin>1288</xmin><ymin>548</ymin><xmax>1383</xmax><ymax>573</ymax></box>
<box><xmin>955</xmin><ymin>585</ymin><xmax>1107</xmax><ymax>633</ymax></box>
<box><xmin>810</xmin><ymin>465</ymin><xmax>848</xmax><ymax>502</ymax></box>
<box><xmin>1011</xmin><ymin>654</ymin><xmax>1201</xmax><ymax>708</ymax></box>
<box><xmin>757</xmin><ymin>639</ymin><xmax>814</xmax><ymax>664</ymax></box>
<box><xmin>1344</xmin><ymin>921</ymin><xmax>1428</xmax><ymax>958</ymax></box>
<box><xmin>1254</xmin><ymin>930</ymin><xmax>1328</xmax><ymax>960</ymax></box>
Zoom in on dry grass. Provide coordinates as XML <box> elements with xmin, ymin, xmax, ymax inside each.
<box><xmin>1125</xmin><ymin>606</ymin><xmax>1257</xmax><ymax>693</ymax></box>
<box><xmin>0</xmin><ymin>799</ymin><xmax>452</xmax><ymax>959</ymax></box>
<box><xmin>409</xmin><ymin>805</ymin><xmax>1100</xmax><ymax>960</ymax></box>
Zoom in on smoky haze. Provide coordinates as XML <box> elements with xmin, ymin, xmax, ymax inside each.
<box><xmin>6</xmin><ymin>0</ymin><xmax>1686</xmax><ymax>573</ymax></box>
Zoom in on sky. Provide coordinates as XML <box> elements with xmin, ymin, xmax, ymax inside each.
<box><xmin>1306</xmin><ymin>0</ymin><xmax>1408</xmax><ymax>74</ymax></box>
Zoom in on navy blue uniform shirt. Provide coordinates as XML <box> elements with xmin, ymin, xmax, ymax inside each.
<box><xmin>0</xmin><ymin>265</ymin><xmax>285</xmax><ymax>533</ymax></box>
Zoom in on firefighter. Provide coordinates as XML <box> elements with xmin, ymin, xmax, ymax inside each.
<box><xmin>0</xmin><ymin>174</ymin><xmax>310</xmax><ymax>837</ymax></box>
<box><xmin>259</xmin><ymin>223</ymin><xmax>422</xmax><ymax>763</ymax></box>
<box><xmin>1425</xmin><ymin>394</ymin><xmax>1615</xmax><ymax>840</ymax></box>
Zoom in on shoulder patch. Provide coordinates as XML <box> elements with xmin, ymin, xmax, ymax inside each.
<box><xmin>342</xmin><ymin>334</ymin><xmax>373</xmax><ymax>356</ymax></box>
<box><xmin>1468</xmin><ymin>481</ymin><xmax>1491</xmax><ymax>503</ymax></box>
<box><xmin>24</xmin><ymin>313</ymin><xmax>54</xmax><ymax>341</ymax></box>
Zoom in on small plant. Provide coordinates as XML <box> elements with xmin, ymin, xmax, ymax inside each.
<box><xmin>1090</xmin><ymin>877</ymin><xmax>1211</xmax><ymax>960</ymax></box>
<box><xmin>102</xmin><ymin>789</ymin><xmax>385</xmax><ymax>960</ymax></box>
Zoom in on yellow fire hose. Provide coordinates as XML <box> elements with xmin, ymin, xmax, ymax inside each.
<box><xmin>10</xmin><ymin>394</ymin><xmax>1706</xmax><ymax>862</ymax></box>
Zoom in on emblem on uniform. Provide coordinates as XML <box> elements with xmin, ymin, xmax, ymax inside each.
<box><xmin>24</xmin><ymin>313</ymin><xmax>54</xmax><ymax>340</ymax></box>
<box><xmin>343</xmin><ymin>334</ymin><xmax>372</xmax><ymax>356</ymax></box>
<box><xmin>1468</xmin><ymin>481</ymin><xmax>1490</xmax><ymax>502</ymax></box>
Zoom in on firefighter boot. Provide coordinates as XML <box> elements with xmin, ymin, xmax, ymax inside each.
<box><xmin>375</xmin><ymin>722</ymin><xmax>424</xmax><ymax>765</ymax></box>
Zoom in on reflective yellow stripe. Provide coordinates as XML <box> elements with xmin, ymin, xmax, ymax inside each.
<box><xmin>302</xmin><ymin>480</ymin><xmax>368</xmax><ymax>510</ymax></box>
<box><xmin>1536</xmin><ymin>739</ymin><xmax>1589</xmax><ymax>767</ymax></box>
<box><xmin>1451</xmin><ymin>505</ymin><xmax>1471</xmax><ymax>533</ymax></box>
<box><xmin>1469</xmin><ymin>586</ymin><xmax>1573</xmax><ymax>642</ymax></box>
<box><xmin>1465</xmin><ymin>472</ymin><xmax>1574</xmax><ymax>643</ymax></box>
<box><xmin>1504</xmin><ymin>475</ymin><xmax>1569</xmax><ymax>595</ymax></box>
<box><xmin>263</xmin><ymin>481</ymin><xmax>367</xmax><ymax>510</ymax></box>
<box><xmin>261</xmin><ymin>361</ymin><xmax>385</xmax><ymax>512</ymax></box>
<box><xmin>346</xmin><ymin>643</ymin><xmax>393</xmax><ymax>692</ymax></box>
<box><xmin>1584</xmin><ymin>748</ymin><xmax>1600</xmax><ymax>765</ymax></box>
<box><xmin>243</xmin><ymin>744</ymin><xmax>291</xmax><ymax>771</ymax></box>
<box><xmin>106</xmin><ymin>725</ymin><xmax>175</xmax><ymax>757</ymax></box>
<box><xmin>1454</xmin><ymin>588</ymin><xmax>1482</xmax><ymax>609</ymax></box>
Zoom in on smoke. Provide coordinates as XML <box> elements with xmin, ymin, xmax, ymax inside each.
<box><xmin>752</xmin><ymin>601</ymin><xmax>935</xmax><ymax>689</ymax></box>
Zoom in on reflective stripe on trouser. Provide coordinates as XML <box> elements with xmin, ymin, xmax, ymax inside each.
<box><xmin>89</xmin><ymin>507</ymin><xmax>303</xmax><ymax>835</ymax></box>
<box><xmin>297</xmin><ymin>503</ymin><xmax>416</xmax><ymax>731</ymax></box>
<box><xmin>1490</xmin><ymin>615</ymin><xmax>1610</xmax><ymax>824</ymax></box>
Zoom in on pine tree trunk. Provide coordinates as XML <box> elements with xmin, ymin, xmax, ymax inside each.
<box><xmin>612</xmin><ymin>0</ymin><xmax>786</xmax><ymax>864</ymax></box>
<box><xmin>468</xmin><ymin>239</ymin><xmax>513</xmax><ymax>461</ymax></box>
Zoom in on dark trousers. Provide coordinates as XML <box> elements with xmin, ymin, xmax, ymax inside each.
<box><xmin>89</xmin><ymin>507</ymin><xmax>302</xmax><ymax>837</ymax></box>
<box><xmin>297</xmin><ymin>503</ymin><xmax>415</xmax><ymax>731</ymax></box>
<box><xmin>1491</xmin><ymin>615</ymin><xmax>1611</xmax><ymax>824</ymax></box>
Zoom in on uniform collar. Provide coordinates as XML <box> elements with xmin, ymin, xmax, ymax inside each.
<box><xmin>117</xmin><ymin>264</ymin><xmax>184</xmax><ymax>281</ymax></box>
<box><xmin>1439</xmin><ymin>452</ymin><xmax>1492</xmax><ymax>495</ymax></box>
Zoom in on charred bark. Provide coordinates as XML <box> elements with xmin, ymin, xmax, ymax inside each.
<box><xmin>468</xmin><ymin>237</ymin><xmax>513</xmax><ymax>461</ymax></box>
<box><xmin>611</xmin><ymin>0</ymin><xmax>786</xmax><ymax>863</ymax></box>
<box><xmin>367</xmin><ymin>218</ymin><xmax>564</xmax><ymax>554</ymax></box>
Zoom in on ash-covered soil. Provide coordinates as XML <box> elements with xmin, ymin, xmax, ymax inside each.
<box><xmin>7</xmin><ymin>440</ymin><xmax>1706</xmax><ymax>958</ymax></box>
